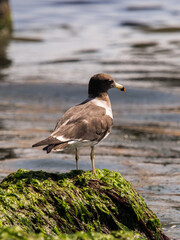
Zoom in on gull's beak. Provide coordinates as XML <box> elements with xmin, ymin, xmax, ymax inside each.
<box><xmin>114</xmin><ymin>82</ymin><xmax>125</xmax><ymax>92</ymax></box>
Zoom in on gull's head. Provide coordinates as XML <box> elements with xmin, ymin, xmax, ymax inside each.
<box><xmin>88</xmin><ymin>73</ymin><xmax>125</xmax><ymax>97</ymax></box>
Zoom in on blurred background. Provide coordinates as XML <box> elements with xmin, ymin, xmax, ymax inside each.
<box><xmin>0</xmin><ymin>0</ymin><xmax>180</xmax><ymax>238</ymax></box>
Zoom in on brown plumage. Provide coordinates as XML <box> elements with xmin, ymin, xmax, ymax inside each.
<box><xmin>32</xmin><ymin>73</ymin><xmax>125</xmax><ymax>173</ymax></box>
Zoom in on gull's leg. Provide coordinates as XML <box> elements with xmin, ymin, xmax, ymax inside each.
<box><xmin>75</xmin><ymin>148</ymin><xmax>79</xmax><ymax>170</ymax></box>
<box><xmin>90</xmin><ymin>146</ymin><xmax>96</xmax><ymax>174</ymax></box>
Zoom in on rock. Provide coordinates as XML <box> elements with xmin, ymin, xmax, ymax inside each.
<box><xmin>0</xmin><ymin>0</ymin><xmax>12</xmax><ymax>36</ymax></box>
<box><xmin>0</xmin><ymin>169</ymin><xmax>169</xmax><ymax>240</ymax></box>
<box><xmin>0</xmin><ymin>0</ymin><xmax>12</xmax><ymax>71</ymax></box>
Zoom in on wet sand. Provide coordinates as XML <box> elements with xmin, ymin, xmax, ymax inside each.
<box><xmin>0</xmin><ymin>82</ymin><xmax>180</xmax><ymax>238</ymax></box>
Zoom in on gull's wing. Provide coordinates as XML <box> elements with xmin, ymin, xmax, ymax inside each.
<box><xmin>52</xmin><ymin>99</ymin><xmax>113</xmax><ymax>143</ymax></box>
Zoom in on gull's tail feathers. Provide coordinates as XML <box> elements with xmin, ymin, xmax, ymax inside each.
<box><xmin>43</xmin><ymin>142</ymin><xmax>68</xmax><ymax>153</ymax></box>
<box><xmin>32</xmin><ymin>136</ymin><xmax>61</xmax><ymax>148</ymax></box>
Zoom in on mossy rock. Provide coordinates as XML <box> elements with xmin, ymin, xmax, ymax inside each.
<box><xmin>0</xmin><ymin>169</ymin><xmax>169</xmax><ymax>240</ymax></box>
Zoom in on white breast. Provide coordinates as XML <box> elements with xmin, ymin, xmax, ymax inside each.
<box><xmin>91</xmin><ymin>99</ymin><xmax>113</xmax><ymax>118</ymax></box>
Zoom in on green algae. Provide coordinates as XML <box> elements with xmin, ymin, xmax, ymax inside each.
<box><xmin>0</xmin><ymin>226</ymin><xmax>144</xmax><ymax>240</ymax></box>
<box><xmin>0</xmin><ymin>169</ymin><xmax>169</xmax><ymax>240</ymax></box>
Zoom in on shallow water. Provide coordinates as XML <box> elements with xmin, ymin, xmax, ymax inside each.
<box><xmin>0</xmin><ymin>0</ymin><xmax>180</xmax><ymax>239</ymax></box>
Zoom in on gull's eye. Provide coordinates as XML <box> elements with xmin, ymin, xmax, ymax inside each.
<box><xmin>105</xmin><ymin>79</ymin><xmax>111</xmax><ymax>83</ymax></box>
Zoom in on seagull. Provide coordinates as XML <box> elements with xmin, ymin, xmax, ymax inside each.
<box><xmin>32</xmin><ymin>73</ymin><xmax>125</xmax><ymax>173</ymax></box>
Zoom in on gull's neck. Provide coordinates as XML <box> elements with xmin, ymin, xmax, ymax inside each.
<box><xmin>88</xmin><ymin>92</ymin><xmax>111</xmax><ymax>107</ymax></box>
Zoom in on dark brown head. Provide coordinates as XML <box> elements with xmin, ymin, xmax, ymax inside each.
<box><xmin>88</xmin><ymin>73</ymin><xmax>125</xmax><ymax>97</ymax></box>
